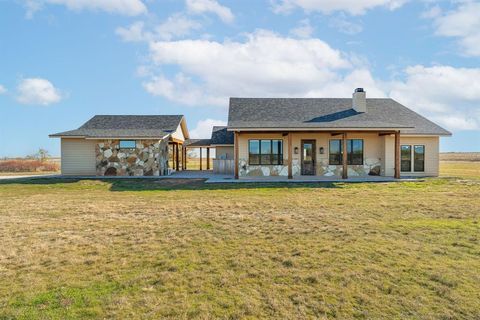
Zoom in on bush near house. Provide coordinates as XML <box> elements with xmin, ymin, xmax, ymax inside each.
<box><xmin>0</xmin><ymin>159</ymin><xmax>59</xmax><ymax>173</ymax></box>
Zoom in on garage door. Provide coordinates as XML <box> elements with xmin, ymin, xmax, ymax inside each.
<box><xmin>61</xmin><ymin>138</ymin><xmax>96</xmax><ymax>175</ymax></box>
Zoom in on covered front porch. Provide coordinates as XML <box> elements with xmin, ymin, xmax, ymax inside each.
<box><xmin>232</xmin><ymin>130</ymin><xmax>403</xmax><ymax>180</ymax></box>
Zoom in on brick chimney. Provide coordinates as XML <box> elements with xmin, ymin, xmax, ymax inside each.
<box><xmin>352</xmin><ymin>88</ymin><xmax>366</xmax><ymax>113</ymax></box>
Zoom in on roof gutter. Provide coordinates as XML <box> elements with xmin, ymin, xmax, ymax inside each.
<box><xmin>49</xmin><ymin>134</ymin><xmax>171</xmax><ymax>140</ymax></box>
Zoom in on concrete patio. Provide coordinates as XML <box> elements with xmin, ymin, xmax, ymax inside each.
<box><xmin>0</xmin><ymin>170</ymin><xmax>423</xmax><ymax>184</ymax></box>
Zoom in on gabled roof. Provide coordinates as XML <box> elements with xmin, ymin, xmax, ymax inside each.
<box><xmin>50</xmin><ymin>115</ymin><xmax>189</xmax><ymax>139</ymax></box>
<box><xmin>210</xmin><ymin>126</ymin><xmax>234</xmax><ymax>145</ymax></box>
<box><xmin>228</xmin><ymin>98</ymin><xmax>451</xmax><ymax>135</ymax></box>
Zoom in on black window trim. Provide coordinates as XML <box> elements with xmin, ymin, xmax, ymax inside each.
<box><xmin>400</xmin><ymin>144</ymin><xmax>426</xmax><ymax>173</ymax></box>
<box><xmin>328</xmin><ymin>139</ymin><xmax>364</xmax><ymax>165</ymax></box>
<box><xmin>413</xmin><ymin>145</ymin><xmax>425</xmax><ymax>172</ymax></box>
<box><xmin>400</xmin><ymin>145</ymin><xmax>412</xmax><ymax>172</ymax></box>
<box><xmin>248</xmin><ymin>139</ymin><xmax>284</xmax><ymax>165</ymax></box>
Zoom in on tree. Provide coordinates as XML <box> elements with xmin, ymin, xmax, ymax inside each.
<box><xmin>37</xmin><ymin>149</ymin><xmax>50</xmax><ymax>162</ymax></box>
<box><xmin>27</xmin><ymin>148</ymin><xmax>50</xmax><ymax>162</ymax></box>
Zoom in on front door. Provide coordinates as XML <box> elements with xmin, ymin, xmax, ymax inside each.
<box><xmin>301</xmin><ymin>140</ymin><xmax>316</xmax><ymax>175</ymax></box>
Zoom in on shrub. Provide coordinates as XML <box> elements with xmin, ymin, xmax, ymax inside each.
<box><xmin>0</xmin><ymin>160</ymin><xmax>59</xmax><ymax>172</ymax></box>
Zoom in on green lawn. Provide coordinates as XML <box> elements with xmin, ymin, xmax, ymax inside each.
<box><xmin>0</xmin><ymin>162</ymin><xmax>479</xmax><ymax>319</ymax></box>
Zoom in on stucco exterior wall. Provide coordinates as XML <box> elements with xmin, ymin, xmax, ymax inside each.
<box><xmin>95</xmin><ymin>139</ymin><xmax>169</xmax><ymax>176</ymax></box>
<box><xmin>383</xmin><ymin>136</ymin><xmax>439</xmax><ymax>177</ymax></box>
<box><xmin>236</xmin><ymin>132</ymin><xmax>383</xmax><ymax>178</ymax></box>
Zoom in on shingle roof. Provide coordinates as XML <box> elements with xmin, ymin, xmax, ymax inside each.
<box><xmin>210</xmin><ymin>126</ymin><xmax>234</xmax><ymax>145</ymax></box>
<box><xmin>184</xmin><ymin>139</ymin><xmax>212</xmax><ymax>147</ymax></box>
<box><xmin>50</xmin><ymin>115</ymin><xmax>184</xmax><ymax>138</ymax></box>
<box><xmin>228</xmin><ymin>98</ymin><xmax>451</xmax><ymax>135</ymax></box>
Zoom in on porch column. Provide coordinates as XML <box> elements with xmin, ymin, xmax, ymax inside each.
<box><xmin>184</xmin><ymin>146</ymin><xmax>187</xmax><ymax>170</ymax></box>
<box><xmin>206</xmin><ymin>147</ymin><xmax>210</xmax><ymax>170</ymax></box>
<box><xmin>342</xmin><ymin>132</ymin><xmax>348</xmax><ymax>179</ymax></box>
<box><xmin>287</xmin><ymin>132</ymin><xmax>293</xmax><ymax>179</ymax></box>
<box><xmin>199</xmin><ymin>147</ymin><xmax>203</xmax><ymax>171</ymax></box>
<box><xmin>175</xmin><ymin>143</ymin><xmax>179</xmax><ymax>171</ymax></box>
<box><xmin>394</xmin><ymin>130</ymin><xmax>400</xmax><ymax>179</ymax></box>
<box><xmin>234</xmin><ymin>131</ymin><xmax>239</xmax><ymax>179</ymax></box>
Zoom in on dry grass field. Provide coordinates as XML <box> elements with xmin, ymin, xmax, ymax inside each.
<box><xmin>0</xmin><ymin>162</ymin><xmax>479</xmax><ymax>319</ymax></box>
<box><xmin>440</xmin><ymin>152</ymin><xmax>480</xmax><ymax>162</ymax></box>
<box><xmin>0</xmin><ymin>159</ymin><xmax>60</xmax><ymax>176</ymax></box>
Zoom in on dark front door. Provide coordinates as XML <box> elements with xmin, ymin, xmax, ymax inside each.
<box><xmin>301</xmin><ymin>140</ymin><xmax>316</xmax><ymax>175</ymax></box>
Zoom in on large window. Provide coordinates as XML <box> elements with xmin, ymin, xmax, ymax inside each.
<box><xmin>401</xmin><ymin>145</ymin><xmax>411</xmax><ymax>172</ymax></box>
<box><xmin>119</xmin><ymin>140</ymin><xmax>136</xmax><ymax>149</ymax></box>
<box><xmin>329</xmin><ymin>139</ymin><xmax>364</xmax><ymax>165</ymax></box>
<box><xmin>249</xmin><ymin>139</ymin><xmax>283</xmax><ymax>165</ymax></box>
<box><xmin>329</xmin><ymin>140</ymin><xmax>342</xmax><ymax>165</ymax></box>
<box><xmin>401</xmin><ymin>145</ymin><xmax>425</xmax><ymax>172</ymax></box>
<box><xmin>414</xmin><ymin>145</ymin><xmax>425</xmax><ymax>172</ymax></box>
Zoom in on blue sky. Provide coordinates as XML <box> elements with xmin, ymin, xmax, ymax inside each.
<box><xmin>1</xmin><ymin>0</ymin><xmax>479</xmax><ymax>157</ymax></box>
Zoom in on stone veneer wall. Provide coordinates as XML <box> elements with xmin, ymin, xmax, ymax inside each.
<box><xmin>312</xmin><ymin>158</ymin><xmax>381</xmax><ymax>177</ymax></box>
<box><xmin>238</xmin><ymin>158</ymin><xmax>381</xmax><ymax>178</ymax></box>
<box><xmin>96</xmin><ymin>139</ymin><xmax>169</xmax><ymax>176</ymax></box>
<box><xmin>238</xmin><ymin>159</ymin><xmax>300</xmax><ymax>177</ymax></box>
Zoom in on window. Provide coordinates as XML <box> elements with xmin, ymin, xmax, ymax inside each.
<box><xmin>119</xmin><ymin>140</ymin><xmax>136</xmax><ymax>149</ymax></box>
<box><xmin>401</xmin><ymin>145</ymin><xmax>425</xmax><ymax>172</ymax></box>
<box><xmin>329</xmin><ymin>139</ymin><xmax>364</xmax><ymax>165</ymax></box>
<box><xmin>248</xmin><ymin>139</ymin><xmax>283</xmax><ymax>165</ymax></box>
<box><xmin>348</xmin><ymin>139</ymin><xmax>364</xmax><ymax>165</ymax></box>
<box><xmin>414</xmin><ymin>145</ymin><xmax>425</xmax><ymax>172</ymax></box>
<box><xmin>401</xmin><ymin>145</ymin><xmax>411</xmax><ymax>172</ymax></box>
<box><xmin>249</xmin><ymin>140</ymin><xmax>260</xmax><ymax>165</ymax></box>
<box><xmin>329</xmin><ymin>140</ymin><xmax>342</xmax><ymax>165</ymax></box>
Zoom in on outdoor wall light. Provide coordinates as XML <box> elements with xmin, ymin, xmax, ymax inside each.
<box><xmin>319</xmin><ymin>147</ymin><xmax>324</xmax><ymax>154</ymax></box>
<box><xmin>294</xmin><ymin>147</ymin><xmax>299</xmax><ymax>154</ymax></box>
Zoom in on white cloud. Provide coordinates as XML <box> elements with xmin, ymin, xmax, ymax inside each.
<box><xmin>16</xmin><ymin>78</ymin><xmax>63</xmax><ymax>106</ymax></box>
<box><xmin>0</xmin><ymin>85</ymin><xmax>6</xmax><ymax>95</ymax></box>
<box><xmin>143</xmin><ymin>73</ymin><xmax>223</xmax><ymax>106</ymax></box>
<box><xmin>116</xmin><ymin>21</ymin><xmax>146</xmax><ymax>42</ymax></box>
<box><xmin>137</xmin><ymin>29</ymin><xmax>478</xmax><ymax>132</ymax></box>
<box><xmin>25</xmin><ymin>0</ymin><xmax>147</xmax><ymax>18</ymax></box>
<box><xmin>389</xmin><ymin>65</ymin><xmax>480</xmax><ymax>130</ymax></box>
<box><xmin>429</xmin><ymin>2</ymin><xmax>480</xmax><ymax>56</ymax></box>
<box><xmin>116</xmin><ymin>14</ymin><xmax>202</xmax><ymax>42</ymax></box>
<box><xmin>144</xmin><ymin>30</ymin><xmax>360</xmax><ymax>106</ymax></box>
<box><xmin>190</xmin><ymin>118</ymin><xmax>227</xmax><ymax>138</ymax></box>
<box><xmin>329</xmin><ymin>13</ymin><xmax>363</xmax><ymax>34</ymax></box>
<box><xmin>186</xmin><ymin>0</ymin><xmax>234</xmax><ymax>23</ymax></box>
<box><xmin>290</xmin><ymin>19</ymin><xmax>314</xmax><ymax>38</ymax></box>
<box><xmin>271</xmin><ymin>0</ymin><xmax>407</xmax><ymax>15</ymax></box>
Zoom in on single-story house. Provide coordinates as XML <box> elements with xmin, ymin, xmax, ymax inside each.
<box><xmin>50</xmin><ymin>88</ymin><xmax>451</xmax><ymax>179</ymax></box>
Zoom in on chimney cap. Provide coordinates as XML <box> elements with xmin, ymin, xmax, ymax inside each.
<box><xmin>354</xmin><ymin>88</ymin><xmax>365</xmax><ymax>93</ymax></box>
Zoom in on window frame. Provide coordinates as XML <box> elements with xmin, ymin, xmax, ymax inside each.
<box><xmin>413</xmin><ymin>145</ymin><xmax>425</xmax><ymax>172</ymax></box>
<box><xmin>400</xmin><ymin>144</ymin><xmax>426</xmax><ymax>173</ymax></box>
<box><xmin>400</xmin><ymin>145</ymin><xmax>412</xmax><ymax>172</ymax></box>
<box><xmin>328</xmin><ymin>139</ymin><xmax>364</xmax><ymax>165</ymax></box>
<box><xmin>248</xmin><ymin>139</ymin><xmax>283</xmax><ymax>165</ymax></box>
<box><xmin>119</xmin><ymin>140</ymin><xmax>136</xmax><ymax>149</ymax></box>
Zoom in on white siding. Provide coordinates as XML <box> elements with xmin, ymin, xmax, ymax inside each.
<box><xmin>61</xmin><ymin>138</ymin><xmax>96</xmax><ymax>175</ymax></box>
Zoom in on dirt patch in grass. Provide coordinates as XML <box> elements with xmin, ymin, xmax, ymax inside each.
<box><xmin>0</xmin><ymin>163</ymin><xmax>479</xmax><ymax>319</ymax></box>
